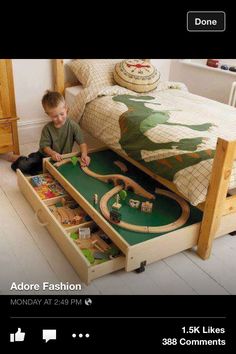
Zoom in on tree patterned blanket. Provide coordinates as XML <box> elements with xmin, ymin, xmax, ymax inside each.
<box><xmin>70</xmin><ymin>83</ymin><xmax>236</xmax><ymax>205</ymax></box>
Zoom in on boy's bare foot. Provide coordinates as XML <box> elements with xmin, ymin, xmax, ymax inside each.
<box><xmin>0</xmin><ymin>152</ymin><xmax>20</xmax><ymax>162</ymax></box>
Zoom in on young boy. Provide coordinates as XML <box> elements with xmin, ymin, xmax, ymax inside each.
<box><xmin>11</xmin><ymin>90</ymin><xmax>90</xmax><ymax>174</ymax></box>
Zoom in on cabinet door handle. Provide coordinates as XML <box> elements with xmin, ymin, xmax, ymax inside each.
<box><xmin>35</xmin><ymin>209</ymin><xmax>49</xmax><ymax>226</ymax></box>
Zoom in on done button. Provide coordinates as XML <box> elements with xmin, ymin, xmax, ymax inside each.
<box><xmin>187</xmin><ymin>11</ymin><xmax>226</xmax><ymax>32</ymax></box>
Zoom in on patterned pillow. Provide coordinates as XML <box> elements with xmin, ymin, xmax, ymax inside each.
<box><xmin>67</xmin><ymin>59</ymin><xmax>120</xmax><ymax>88</ymax></box>
<box><xmin>113</xmin><ymin>59</ymin><xmax>160</xmax><ymax>92</ymax></box>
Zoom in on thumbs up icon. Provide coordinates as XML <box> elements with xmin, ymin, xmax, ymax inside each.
<box><xmin>10</xmin><ymin>328</ymin><xmax>26</xmax><ymax>342</ymax></box>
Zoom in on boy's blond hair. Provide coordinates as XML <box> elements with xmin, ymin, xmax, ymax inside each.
<box><xmin>42</xmin><ymin>90</ymin><xmax>65</xmax><ymax>111</ymax></box>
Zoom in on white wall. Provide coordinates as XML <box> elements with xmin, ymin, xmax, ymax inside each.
<box><xmin>169</xmin><ymin>59</ymin><xmax>236</xmax><ymax>104</ymax></box>
<box><xmin>12</xmin><ymin>59</ymin><xmax>53</xmax><ymax>144</ymax></box>
<box><xmin>12</xmin><ymin>59</ymin><xmax>171</xmax><ymax>145</ymax></box>
<box><xmin>151</xmin><ymin>59</ymin><xmax>171</xmax><ymax>81</ymax></box>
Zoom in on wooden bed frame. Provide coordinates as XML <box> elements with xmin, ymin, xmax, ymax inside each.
<box><xmin>53</xmin><ymin>59</ymin><xmax>236</xmax><ymax>260</ymax></box>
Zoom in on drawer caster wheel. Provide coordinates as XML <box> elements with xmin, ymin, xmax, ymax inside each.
<box><xmin>135</xmin><ymin>261</ymin><xmax>147</xmax><ymax>273</ymax></box>
<box><xmin>229</xmin><ymin>230</ymin><xmax>236</xmax><ymax>236</ymax></box>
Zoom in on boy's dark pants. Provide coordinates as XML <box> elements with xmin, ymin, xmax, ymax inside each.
<box><xmin>11</xmin><ymin>151</ymin><xmax>45</xmax><ymax>175</ymax></box>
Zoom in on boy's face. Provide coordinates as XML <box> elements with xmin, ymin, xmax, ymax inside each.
<box><xmin>46</xmin><ymin>102</ymin><xmax>68</xmax><ymax>128</ymax></box>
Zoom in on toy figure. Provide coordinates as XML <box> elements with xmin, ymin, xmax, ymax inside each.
<box><xmin>110</xmin><ymin>210</ymin><xmax>121</xmax><ymax>223</ymax></box>
<box><xmin>93</xmin><ymin>194</ymin><xmax>98</xmax><ymax>204</ymax></box>
<box><xmin>112</xmin><ymin>194</ymin><xmax>121</xmax><ymax>209</ymax></box>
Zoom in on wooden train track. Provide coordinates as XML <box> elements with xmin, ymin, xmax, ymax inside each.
<box><xmin>99</xmin><ymin>186</ymin><xmax>190</xmax><ymax>233</ymax></box>
<box><xmin>80</xmin><ymin>160</ymin><xmax>155</xmax><ymax>200</ymax></box>
<box><xmin>79</xmin><ymin>159</ymin><xmax>190</xmax><ymax>233</ymax></box>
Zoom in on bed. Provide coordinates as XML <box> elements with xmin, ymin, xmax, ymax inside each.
<box><xmin>53</xmin><ymin>59</ymin><xmax>236</xmax><ymax>260</ymax></box>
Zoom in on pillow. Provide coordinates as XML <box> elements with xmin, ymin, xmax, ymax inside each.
<box><xmin>113</xmin><ymin>59</ymin><xmax>160</xmax><ymax>93</ymax></box>
<box><xmin>67</xmin><ymin>59</ymin><xmax>120</xmax><ymax>88</ymax></box>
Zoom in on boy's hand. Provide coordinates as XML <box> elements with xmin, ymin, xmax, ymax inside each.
<box><xmin>51</xmin><ymin>152</ymin><xmax>62</xmax><ymax>162</ymax></box>
<box><xmin>81</xmin><ymin>153</ymin><xmax>90</xmax><ymax>167</ymax></box>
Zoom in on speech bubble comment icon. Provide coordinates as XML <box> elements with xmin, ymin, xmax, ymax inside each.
<box><xmin>42</xmin><ymin>329</ymin><xmax>57</xmax><ymax>343</ymax></box>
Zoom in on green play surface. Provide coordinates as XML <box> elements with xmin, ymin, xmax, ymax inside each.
<box><xmin>53</xmin><ymin>150</ymin><xmax>202</xmax><ymax>246</ymax></box>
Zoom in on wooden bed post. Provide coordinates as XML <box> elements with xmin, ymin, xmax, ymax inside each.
<box><xmin>197</xmin><ymin>138</ymin><xmax>236</xmax><ymax>259</ymax></box>
<box><xmin>53</xmin><ymin>59</ymin><xmax>65</xmax><ymax>95</ymax></box>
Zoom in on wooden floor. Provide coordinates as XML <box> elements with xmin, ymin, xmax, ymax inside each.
<box><xmin>0</xmin><ymin>142</ymin><xmax>236</xmax><ymax>295</ymax></box>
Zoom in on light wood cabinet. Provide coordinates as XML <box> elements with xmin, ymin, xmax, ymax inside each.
<box><xmin>0</xmin><ymin>59</ymin><xmax>19</xmax><ymax>154</ymax></box>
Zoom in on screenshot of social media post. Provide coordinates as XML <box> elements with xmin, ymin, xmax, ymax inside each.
<box><xmin>0</xmin><ymin>5</ymin><xmax>236</xmax><ymax>351</ymax></box>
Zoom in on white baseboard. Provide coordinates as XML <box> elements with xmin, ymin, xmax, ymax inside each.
<box><xmin>18</xmin><ymin>119</ymin><xmax>48</xmax><ymax>145</ymax></box>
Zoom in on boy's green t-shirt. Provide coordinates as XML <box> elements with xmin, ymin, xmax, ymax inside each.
<box><xmin>39</xmin><ymin>118</ymin><xmax>84</xmax><ymax>155</ymax></box>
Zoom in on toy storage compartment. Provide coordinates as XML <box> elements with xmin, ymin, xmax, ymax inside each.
<box><xmin>45</xmin><ymin>159</ymin><xmax>131</xmax><ymax>255</ymax></box>
<box><xmin>66</xmin><ymin>224</ymin><xmax>125</xmax><ymax>283</ymax></box>
<box><xmin>17</xmin><ymin>169</ymin><xmax>125</xmax><ymax>284</ymax></box>
<box><xmin>44</xmin><ymin>196</ymin><xmax>92</xmax><ymax>229</ymax></box>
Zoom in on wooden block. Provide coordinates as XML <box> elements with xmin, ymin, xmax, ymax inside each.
<box><xmin>73</xmin><ymin>215</ymin><xmax>84</xmax><ymax>225</ymax></box>
<box><xmin>75</xmin><ymin>239</ymin><xmax>93</xmax><ymax>249</ymax></box>
<box><xmin>64</xmin><ymin>207</ymin><xmax>76</xmax><ymax>222</ymax></box>
<box><xmin>57</xmin><ymin>207</ymin><xmax>69</xmax><ymax>224</ymax></box>
<box><xmin>49</xmin><ymin>205</ymin><xmax>62</xmax><ymax>223</ymax></box>
<box><xmin>54</xmin><ymin>158</ymin><xmax>71</xmax><ymax>168</ymax></box>
<box><xmin>91</xmin><ymin>233</ymin><xmax>111</xmax><ymax>251</ymax></box>
<box><xmin>91</xmin><ymin>240</ymin><xmax>104</xmax><ymax>252</ymax></box>
<box><xmin>114</xmin><ymin>160</ymin><xmax>128</xmax><ymax>172</ymax></box>
<box><xmin>79</xmin><ymin>227</ymin><xmax>91</xmax><ymax>239</ymax></box>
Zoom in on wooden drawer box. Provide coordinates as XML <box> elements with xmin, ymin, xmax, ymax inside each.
<box><xmin>45</xmin><ymin>155</ymin><xmax>203</xmax><ymax>273</ymax></box>
<box><xmin>18</xmin><ymin>149</ymin><xmax>235</xmax><ymax>284</ymax></box>
<box><xmin>17</xmin><ymin>149</ymin><xmax>206</xmax><ymax>284</ymax></box>
<box><xmin>17</xmin><ymin>170</ymin><xmax>125</xmax><ymax>284</ymax></box>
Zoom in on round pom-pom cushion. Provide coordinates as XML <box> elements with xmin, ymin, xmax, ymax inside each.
<box><xmin>114</xmin><ymin>59</ymin><xmax>160</xmax><ymax>93</ymax></box>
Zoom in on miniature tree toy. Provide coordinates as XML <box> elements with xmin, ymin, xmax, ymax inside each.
<box><xmin>71</xmin><ymin>156</ymin><xmax>79</xmax><ymax>166</ymax></box>
<box><xmin>119</xmin><ymin>189</ymin><xmax>127</xmax><ymax>201</ymax></box>
<box><xmin>70</xmin><ymin>232</ymin><xmax>78</xmax><ymax>240</ymax></box>
<box><xmin>82</xmin><ymin>249</ymin><xmax>95</xmax><ymax>264</ymax></box>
